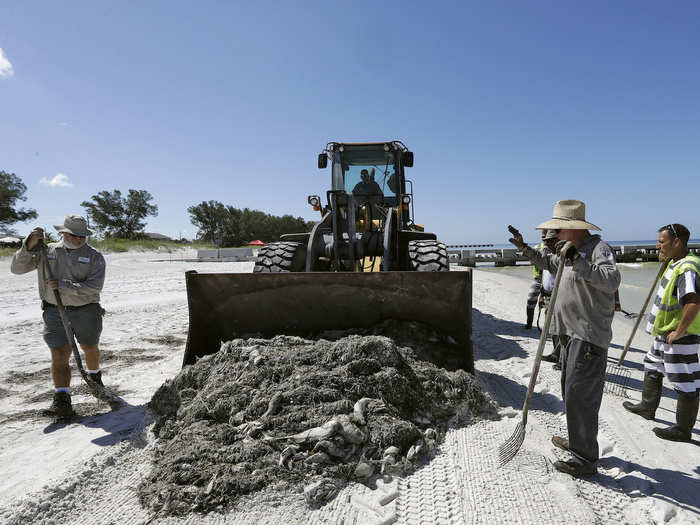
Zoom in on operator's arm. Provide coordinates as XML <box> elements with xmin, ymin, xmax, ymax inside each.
<box><xmin>57</xmin><ymin>253</ymin><xmax>106</xmax><ymax>298</ymax></box>
<box><xmin>570</xmin><ymin>243</ymin><xmax>621</xmax><ymax>292</ymax></box>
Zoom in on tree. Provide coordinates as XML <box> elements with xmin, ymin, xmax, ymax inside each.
<box><xmin>81</xmin><ymin>189</ymin><xmax>158</xmax><ymax>238</ymax></box>
<box><xmin>0</xmin><ymin>170</ymin><xmax>38</xmax><ymax>234</ymax></box>
<box><xmin>188</xmin><ymin>201</ymin><xmax>315</xmax><ymax>246</ymax></box>
<box><xmin>187</xmin><ymin>200</ymin><xmax>230</xmax><ymax>245</ymax></box>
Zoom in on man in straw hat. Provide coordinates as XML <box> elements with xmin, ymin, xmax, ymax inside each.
<box><xmin>509</xmin><ymin>200</ymin><xmax>620</xmax><ymax>477</ymax></box>
<box><xmin>11</xmin><ymin>215</ymin><xmax>106</xmax><ymax>418</ymax></box>
<box><xmin>623</xmin><ymin>223</ymin><xmax>699</xmax><ymax>442</ymax></box>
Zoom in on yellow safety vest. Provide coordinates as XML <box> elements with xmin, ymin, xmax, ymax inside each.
<box><xmin>532</xmin><ymin>243</ymin><xmax>544</xmax><ymax>280</ymax></box>
<box><xmin>652</xmin><ymin>254</ymin><xmax>700</xmax><ymax>336</ymax></box>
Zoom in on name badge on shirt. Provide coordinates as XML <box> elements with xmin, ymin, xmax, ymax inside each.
<box><xmin>47</xmin><ymin>254</ymin><xmax>56</xmax><ymax>260</ymax></box>
<box><xmin>78</xmin><ymin>256</ymin><xmax>90</xmax><ymax>263</ymax></box>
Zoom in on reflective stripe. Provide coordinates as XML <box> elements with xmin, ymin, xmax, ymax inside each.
<box><xmin>657</xmin><ymin>302</ymin><xmax>682</xmax><ymax>312</ymax></box>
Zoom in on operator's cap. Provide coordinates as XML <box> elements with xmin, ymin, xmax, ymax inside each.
<box><xmin>54</xmin><ymin>215</ymin><xmax>93</xmax><ymax>237</ymax></box>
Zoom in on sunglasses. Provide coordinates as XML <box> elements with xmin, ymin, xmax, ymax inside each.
<box><xmin>664</xmin><ymin>224</ymin><xmax>679</xmax><ymax>238</ymax></box>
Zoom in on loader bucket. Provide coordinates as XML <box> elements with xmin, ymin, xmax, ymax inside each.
<box><xmin>182</xmin><ymin>270</ymin><xmax>473</xmax><ymax>372</ymax></box>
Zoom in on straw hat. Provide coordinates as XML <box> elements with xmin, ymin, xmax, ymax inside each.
<box><xmin>54</xmin><ymin>214</ymin><xmax>93</xmax><ymax>237</ymax></box>
<box><xmin>536</xmin><ymin>200</ymin><xmax>600</xmax><ymax>231</ymax></box>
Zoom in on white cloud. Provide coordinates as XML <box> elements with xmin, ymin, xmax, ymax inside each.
<box><xmin>40</xmin><ymin>173</ymin><xmax>74</xmax><ymax>188</ymax></box>
<box><xmin>0</xmin><ymin>48</ymin><xmax>14</xmax><ymax>78</ymax></box>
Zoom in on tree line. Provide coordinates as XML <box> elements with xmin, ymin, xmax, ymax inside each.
<box><xmin>2</xmin><ymin>170</ymin><xmax>313</xmax><ymax>245</ymax></box>
<box><xmin>187</xmin><ymin>200</ymin><xmax>314</xmax><ymax>246</ymax></box>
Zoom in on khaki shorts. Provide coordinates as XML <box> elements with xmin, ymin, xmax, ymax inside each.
<box><xmin>42</xmin><ymin>303</ymin><xmax>105</xmax><ymax>348</ymax></box>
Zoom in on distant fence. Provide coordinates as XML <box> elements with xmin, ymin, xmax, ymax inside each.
<box><xmin>196</xmin><ymin>247</ymin><xmax>256</xmax><ymax>262</ymax></box>
<box><xmin>448</xmin><ymin>244</ymin><xmax>700</xmax><ymax>267</ymax></box>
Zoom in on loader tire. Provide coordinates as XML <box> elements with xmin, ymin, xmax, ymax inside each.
<box><xmin>253</xmin><ymin>241</ymin><xmax>307</xmax><ymax>273</ymax></box>
<box><xmin>408</xmin><ymin>240</ymin><xmax>449</xmax><ymax>272</ymax></box>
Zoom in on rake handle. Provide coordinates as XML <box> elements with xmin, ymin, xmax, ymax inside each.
<box><xmin>617</xmin><ymin>262</ymin><xmax>666</xmax><ymax>366</ymax></box>
<box><xmin>520</xmin><ymin>242</ymin><xmax>572</xmax><ymax>426</ymax></box>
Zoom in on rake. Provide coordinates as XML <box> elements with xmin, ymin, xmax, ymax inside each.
<box><xmin>498</xmin><ymin>242</ymin><xmax>572</xmax><ymax>466</ymax></box>
<box><xmin>604</xmin><ymin>262</ymin><xmax>666</xmax><ymax>397</ymax></box>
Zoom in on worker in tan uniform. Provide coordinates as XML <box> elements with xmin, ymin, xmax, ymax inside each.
<box><xmin>509</xmin><ymin>200</ymin><xmax>620</xmax><ymax>477</ymax></box>
<box><xmin>11</xmin><ymin>215</ymin><xmax>106</xmax><ymax>418</ymax></box>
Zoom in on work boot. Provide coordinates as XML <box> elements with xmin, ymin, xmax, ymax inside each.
<box><xmin>622</xmin><ymin>371</ymin><xmax>663</xmax><ymax>420</ymax></box>
<box><xmin>44</xmin><ymin>391</ymin><xmax>74</xmax><ymax>419</ymax></box>
<box><xmin>542</xmin><ymin>352</ymin><xmax>560</xmax><ymax>363</ymax></box>
<box><xmin>88</xmin><ymin>371</ymin><xmax>103</xmax><ymax>386</ymax></box>
<box><xmin>551</xmin><ymin>435</ymin><xmax>569</xmax><ymax>451</ymax></box>
<box><xmin>524</xmin><ymin>309</ymin><xmax>534</xmax><ymax>330</ymax></box>
<box><xmin>653</xmin><ymin>392</ymin><xmax>699</xmax><ymax>442</ymax></box>
<box><xmin>553</xmin><ymin>459</ymin><xmax>596</xmax><ymax>477</ymax></box>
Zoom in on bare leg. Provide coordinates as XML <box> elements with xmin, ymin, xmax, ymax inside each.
<box><xmin>50</xmin><ymin>345</ymin><xmax>72</xmax><ymax>388</ymax></box>
<box><xmin>80</xmin><ymin>344</ymin><xmax>100</xmax><ymax>371</ymax></box>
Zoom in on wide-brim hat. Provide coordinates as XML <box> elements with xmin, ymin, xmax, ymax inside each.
<box><xmin>54</xmin><ymin>214</ymin><xmax>93</xmax><ymax>237</ymax></box>
<box><xmin>536</xmin><ymin>200</ymin><xmax>600</xmax><ymax>231</ymax></box>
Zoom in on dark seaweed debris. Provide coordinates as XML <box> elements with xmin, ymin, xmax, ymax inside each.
<box><xmin>139</xmin><ymin>322</ymin><xmax>495</xmax><ymax>516</ymax></box>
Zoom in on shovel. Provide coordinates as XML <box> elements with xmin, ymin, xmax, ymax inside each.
<box><xmin>603</xmin><ymin>262</ymin><xmax>666</xmax><ymax>397</ymax></box>
<box><xmin>39</xmin><ymin>242</ymin><xmax>123</xmax><ymax>408</ymax></box>
<box><xmin>498</xmin><ymin>241</ymin><xmax>573</xmax><ymax>466</ymax></box>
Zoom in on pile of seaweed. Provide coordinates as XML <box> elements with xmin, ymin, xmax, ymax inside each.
<box><xmin>139</xmin><ymin>321</ymin><xmax>496</xmax><ymax>516</ymax></box>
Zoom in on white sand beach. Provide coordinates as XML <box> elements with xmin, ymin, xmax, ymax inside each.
<box><xmin>0</xmin><ymin>251</ymin><xmax>698</xmax><ymax>524</ymax></box>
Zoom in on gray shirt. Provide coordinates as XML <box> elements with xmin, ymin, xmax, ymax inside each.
<box><xmin>523</xmin><ymin>234</ymin><xmax>621</xmax><ymax>349</ymax></box>
<box><xmin>11</xmin><ymin>239</ymin><xmax>106</xmax><ymax>307</ymax></box>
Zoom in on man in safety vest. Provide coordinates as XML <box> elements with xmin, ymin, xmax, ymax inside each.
<box><xmin>623</xmin><ymin>223</ymin><xmax>700</xmax><ymax>442</ymax></box>
<box><xmin>524</xmin><ymin>230</ymin><xmax>547</xmax><ymax>329</ymax></box>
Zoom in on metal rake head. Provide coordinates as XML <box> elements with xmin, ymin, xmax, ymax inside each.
<box><xmin>604</xmin><ymin>364</ymin><xmax>631</xmax><ymax>397</ymax></box>
<box><xmin>498</xmin><ymin>421</ymin><xmax>525</xmax><ymax>466</ymax></box>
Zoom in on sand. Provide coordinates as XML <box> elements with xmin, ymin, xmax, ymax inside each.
<box><xmin>0</xmin><ymin>250</ymin><xmax>698</xmax><ymax>524</ymax></box>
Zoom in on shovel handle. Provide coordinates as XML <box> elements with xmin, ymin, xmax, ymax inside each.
<box><xmin>520</xmin><ymin>241</ymin><xmax>573</xmax><ymax>425</ymax></box>
<box><xmin>617</xmin><ymin>262</ymin><xmax>667</xmax><ymax>366</ymax></box>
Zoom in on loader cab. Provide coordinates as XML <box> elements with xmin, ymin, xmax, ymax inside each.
<box><xmin>327</xmin><ymin>142</ymin><xmax>407</xmax><ymax>205</ymax></box>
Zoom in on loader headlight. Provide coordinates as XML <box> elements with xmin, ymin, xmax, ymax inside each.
<box><xmin>308</xmin><ymin>195</ymin><xmax>321</xmax><ymax>211</ymax></box>
<box><xmin>401</xmin><ymin>195</ymin><xmax>411</xmax><ymax>205</ymax></box>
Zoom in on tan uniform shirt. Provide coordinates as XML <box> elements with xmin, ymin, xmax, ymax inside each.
<box><xmin>525</xmin><ymin>235</ymin><xmax>620</xmax><ymax>349</ymax></box>
<box><xmin>11</xmin><ymin>239</ymin><xmax>106</xmax><ymax>307</ymax></box>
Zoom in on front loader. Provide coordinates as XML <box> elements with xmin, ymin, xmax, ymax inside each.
<box><xmin>183</xmin><ymin>141</ymin><xmax>473</xmax><ymax>371</ymax></box>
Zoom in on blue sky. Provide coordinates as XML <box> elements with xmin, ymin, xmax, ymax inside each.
<box><xmin>1</xmin><ymin>1</ymin><xmax>699</xmax><ymax>244</ymax></box>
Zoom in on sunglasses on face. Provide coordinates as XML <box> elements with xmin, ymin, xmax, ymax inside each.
<box><xmin>664</xmin><ymin>224</ymin><xmax>679</xmax><ymax>238</ymax></box>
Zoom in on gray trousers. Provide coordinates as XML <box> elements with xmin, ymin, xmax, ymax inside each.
<box><xmin>560</xmin><ymin>337</ymin><xmax>607</xmax><ymax>465</ymax></box>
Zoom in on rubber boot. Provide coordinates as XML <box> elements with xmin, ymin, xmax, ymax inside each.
<box><xmin>653</xmin><ymin>392</ymin><xmax>699</xmax><ymax>442</ymax></box>
<box><xmin>623</xmin><ymin>371</ymin><xmax>663</xmax><ymax>420</ymax></box>
<box><xmin>524</xmin><ymin>309</ymin><xmax>534</xmax><ymax>330</ymax></box>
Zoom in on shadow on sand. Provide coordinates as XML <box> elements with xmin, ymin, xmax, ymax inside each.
<box><xmin>595</xmin><ymin>455</ymin><xmax>700</xmax><ymax>517</ymax></box>
<box><xmin>472</xmin><ymin>308</ymin><xmax>537</xmax><ymax>360</ymax></box>
<box><xmin>43</xmin><ymin>399</ymin><xmax>149</xmax><ymax>447</ymax></box>
<box><xmin>477</xmin><ymin>369</ymin><xmax>564</xmax><ymax>416</ymax></box>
